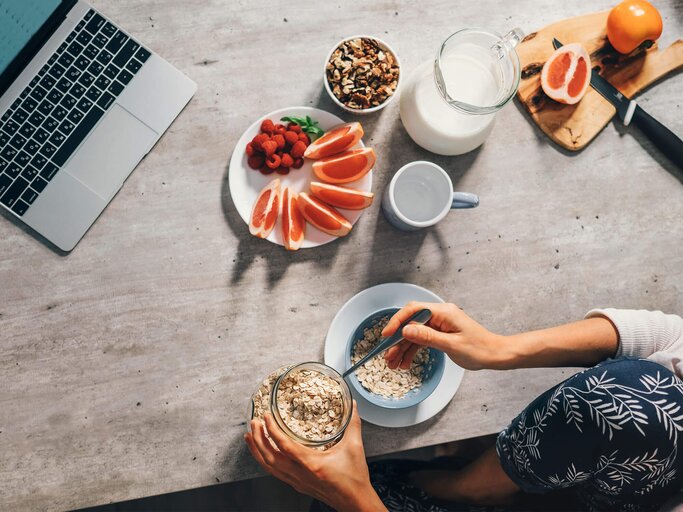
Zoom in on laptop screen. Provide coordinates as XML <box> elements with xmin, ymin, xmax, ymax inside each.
<box><xmin>0</xmin><ymin>0</ymin><xmax>76</xmax><ymax>98</ymax></box>
<box><xmin>0</xmin><ymin>1</ymin><xmax>62</xmax><ymax>75</ymax></box>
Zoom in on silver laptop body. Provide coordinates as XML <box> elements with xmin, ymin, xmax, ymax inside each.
<box><xmin>0</xmin><ymin>1</ymin><xmax>196</xmax><ymax>251</ymax></box>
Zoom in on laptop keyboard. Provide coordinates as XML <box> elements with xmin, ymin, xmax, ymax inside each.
<box><xmin>0</xmin><ymin>9</ymin><xmax>151</xmax><ymax>217</ymax></box>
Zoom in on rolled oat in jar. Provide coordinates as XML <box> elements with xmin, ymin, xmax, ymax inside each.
<box><xmin>249</xmin><ymin>362</ymin><xmax>352</xmax><ymax>450</ymax></box>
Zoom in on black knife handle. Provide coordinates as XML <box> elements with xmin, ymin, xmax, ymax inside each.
<box><xmin>631</xmin><ymin>105</ymin><xmax>683</xmax><ymax>170</ymax></box>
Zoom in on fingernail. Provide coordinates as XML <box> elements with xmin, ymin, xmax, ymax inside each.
<box><xmin>404</xmin><ymin>325</ymin><xmax>417</xmax><ymax>337</ymax></box>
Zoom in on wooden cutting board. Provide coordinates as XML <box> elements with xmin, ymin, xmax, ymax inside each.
<box><xmin>516</xmin><ymin>11</ymin><xmax>683</xmax><ymax>151</ymax></box>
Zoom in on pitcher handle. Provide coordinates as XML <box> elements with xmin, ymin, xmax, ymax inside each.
<box><xmin>492</xmin><ymin>28</ymin><xmax>525</xmax><ymax>59</ymax></box>
<box><xmin>452</xmin><ymin>192</ymin><xmax>480</xmax><ymax>209</ymax></box>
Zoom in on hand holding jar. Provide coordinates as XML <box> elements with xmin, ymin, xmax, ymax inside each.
<box><xmin>245</xmin><ymin>402</ymin><xmax>387</xmax><ymax>512</ymax></box>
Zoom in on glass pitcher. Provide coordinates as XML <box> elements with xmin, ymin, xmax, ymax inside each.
<box><xmin>399</xmin><ymin>28</ymin><xmax>523</xmax><ymax>156</ymax></box>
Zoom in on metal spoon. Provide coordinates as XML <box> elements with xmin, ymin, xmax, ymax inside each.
<box><xmin>343</xmin><ymin>308</ymin><xmax>432</xmax><ymax>378</ymax></box>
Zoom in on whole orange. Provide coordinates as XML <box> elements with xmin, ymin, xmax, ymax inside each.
<box><xmin>607</xmin><ymin>0</ymin><xmax>663</xmax><ymax>54</ymax></box>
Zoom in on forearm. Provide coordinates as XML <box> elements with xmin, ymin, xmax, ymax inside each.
<box><xmin>503</xmin><ymin>316</ymin><xmax>619</xmax><ymax>369</ymax></box>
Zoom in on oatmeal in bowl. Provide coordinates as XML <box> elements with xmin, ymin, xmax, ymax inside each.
<box><xmin>345</xmin><ymin>308</ymin><xmax>445</xmax><ymax>409</ymax></box>
<box><xmin>250</xmin><ymin>362</ymin><xmax>352</xmax><ymax>449</ymax></box>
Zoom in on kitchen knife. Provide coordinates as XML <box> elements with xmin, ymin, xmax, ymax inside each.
<box><xmin>553</xmin><ymin>38</ymin><xmax>683</xmax><ymax>170</ymax></box>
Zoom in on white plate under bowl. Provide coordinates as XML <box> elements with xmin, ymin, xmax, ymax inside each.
<box><xmin>228</xmin><ymin>106</ymin><xmax>372</xmax><ymax>248</ymax></box>
<box><xmin>324</xmin><ymin>283</ymin><xmax>465</xmax><ymax>427</ymax></box>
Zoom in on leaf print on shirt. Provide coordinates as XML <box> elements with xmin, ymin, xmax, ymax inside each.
<box><xmin>498</xmin><ymin>359</ymin><xmax>683</xmax><ymax>510</ymax></box>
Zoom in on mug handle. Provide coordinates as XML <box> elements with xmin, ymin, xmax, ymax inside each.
<box><xmin>451</xmin><ymin>192</ymin><xmax>479</xmax><ymax>209</ymax></box>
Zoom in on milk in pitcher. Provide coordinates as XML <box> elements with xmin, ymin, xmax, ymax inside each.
<box><xmin>399</xmin><ymin>28</ymin><xmax>523</xmax><ymax>156</ymax></box>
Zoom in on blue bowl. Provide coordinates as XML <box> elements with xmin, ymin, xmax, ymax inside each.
<box><xmin>345</xmin><ymin>308</ymin><xmax>445</xmax><ymax>409</ymax></box>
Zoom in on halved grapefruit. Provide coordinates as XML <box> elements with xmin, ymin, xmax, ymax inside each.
<box><xmin>282</xmin><ymin>187</ymin><xmax>306</xmax><ymax>250</ymax></box>
<box><xmin>541</xmin><ymin>43</ymin><xmax>591</xmax><ymax>105</ymax></box>
<box><xmin>312</xmin><ymin>148</ymin><xmax>375</xmax><ymax>184</ymax></box>
<box><xmin>249</xmin><ymin>179</ymin><xmax>281</xmax><ymax>238</ymax></box>
<box><xmin>297</xmin><ymin>192</ymin><xmax>352</xmax><ymax>237</ymax></box>
<box><xmin>304</xmin><ymin>122</ymin><xmax>363</xmax><ymax>160</ymax></box>
<box><xmin>310</xmin><ymin>182</ymin><xmax>374</xmax><ymax>210</ymax></box>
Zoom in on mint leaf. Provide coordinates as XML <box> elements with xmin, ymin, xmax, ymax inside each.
<box><xmin>281</xmin><ymin>115</ymin><xmax>325</xmax><ymax>139</ymax></box>
<box><xmin>281</xmin><ymin>116</ymin><xmax>306</xmax><ymax>125</ymax></box>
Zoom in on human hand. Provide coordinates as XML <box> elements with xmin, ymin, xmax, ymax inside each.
<box><xmin>244</xmin><ymin>401</ymin><xmax>386</xmax><ymax>512</ymax></box>
<box><xmin>383</xmin><ymin>302</ymin><xmax>510</xmax><ymax>371</ymax></box>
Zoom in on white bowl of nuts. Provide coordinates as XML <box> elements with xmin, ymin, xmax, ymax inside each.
<box><xmin>250</xmin><ymin>362</ymin><xmax>353</xmax><ymax>449</ymax></box>
<box><xmin>345</xmin><ymin>308</ymin><xmax>446</xmax><ymax>409</ymax></box>
<box><xmin>324</xmin><ymin>35</ymin><xmax>401</xmax><ymax>114</ymax></box>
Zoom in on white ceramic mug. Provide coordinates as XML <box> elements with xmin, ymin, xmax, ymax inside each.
<box><xmin>382</xmin><ymin>161</ymin><xmax>479</xmax><ymax>231</ymax></box>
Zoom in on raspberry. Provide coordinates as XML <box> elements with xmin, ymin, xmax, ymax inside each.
<box><xmin>275</xmin><ymin>166</ymin><xmax>290</xmax><ymax>175</ymax></box>
<box><xmin>275</xmin><ymin>124</ymin><xmax>287</xmax><ymax>135</ymax></box>
<box><xmin>259</xmin><ymin>165</ymin><xmax>274</xmax><ymax>175</ymax></box>
<box><xmin>287</xmin><ymin>123</ymin><xmax>302</xmax><ymax>133</ymax></box>
<box><xmin>261</xmin><ymin>140</ymin><xmax>278</xmax><ymax>156</ymax></box>
<box><xmin>284</xmin><ymin>131</ymin><xmax>299</xmax><ymax>145</ymax></box>
<box><xmin>260</xmin><ymin>119</ymin><xmax>275</xmax><ymax>134</ymax></box>
<box><xmin>247</xmin><ymin>154</ymin><xmax>265</xmax><ymax>170</ymax></box>
<box><xmin>265</xmin><ymin>153</ymin><xmax>281</xmax><ymax>169</ymax></box>
<box><xmin>246</xmin><ymin>142</ymin><xmax>255</xmax><ymax>156</ymax></box>
<box><xmin>280</xmin><ymin>153</ymin><xmax>294</xmax><ymax>168</ymax></box>
<box><xmin>272</xmin><ymin>134</ymin><xmax>286</xmax><ymax>150</ymax></box>
<box><xmin>290</xmin><ymin>140</ymin><xmax>306</xmax><ymax>158</ymax></box>
<box><xmin>297</xmin><ymin>132</ymin><xmax>310</xmax><ymax>144</ymax></box>
<box><xmin>252</xmin><ymin>133</ymin><xmax>269</xmax><ymax>151</ymax></box>
<box><xmin>292</xmin><ymin>158</ymin><xmax>304</xmax><ymax>169</ymax></box>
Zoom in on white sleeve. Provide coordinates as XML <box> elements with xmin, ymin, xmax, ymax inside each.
<box><xmin>585</xmin><ymin>308</ymin><xmax>683</xmax><ymax>359</ymax></box>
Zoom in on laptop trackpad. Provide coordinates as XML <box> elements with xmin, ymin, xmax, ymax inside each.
<box><xmin>65</xmin><ymin>105</ymin><xmax>157</xmax><ymax>199</ymax></box>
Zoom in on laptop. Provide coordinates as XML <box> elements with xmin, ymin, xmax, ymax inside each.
<box><xmin>0</xmin><ymin>0</ymin><xmax>197</xmax><ymax>251</ymax></box>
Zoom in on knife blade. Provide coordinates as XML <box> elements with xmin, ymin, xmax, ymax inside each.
<box><xmin>552</xmin><ymin>38</ymin><xmax>683</xmax><ymax>170</ymax></box>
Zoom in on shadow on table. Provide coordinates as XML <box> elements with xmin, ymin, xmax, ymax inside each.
<box><xmin>613</xmin><ymin>115</ymin><xmax>683</xmax><ymax>184</ymax></box>
<box><xmin>360</xmin><ymin>113</ymin><xmax>482</xmax><ymax>287</ymax></box>
<box><xmin>220</xmin><ymin>164</ymin><xmax>359</xmax><ymax>289</ymax></box>
<box><xmin>513</xmin><ymin>72</ymin><xmax>683</xmax><ymax>184</ymax></box>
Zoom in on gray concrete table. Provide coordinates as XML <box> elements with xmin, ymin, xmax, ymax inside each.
<box><xmin>1</xmin><ymin>1</ymin><xmax>682</xmax><ymax>510</ymax></box>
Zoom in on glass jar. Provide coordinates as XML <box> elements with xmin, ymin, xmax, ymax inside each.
<box><xmin>249</xmin><ymin>362</ymin><xmax>353</xmax><ymax>449</ymax></box>
<box><xmin>399</xmin><ymin>28</ymin><xmax>523</xmax><ymax>155</ymax></box>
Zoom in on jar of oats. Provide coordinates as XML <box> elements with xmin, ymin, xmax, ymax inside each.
<box><xmin>249</xmin><ymin>362</ymin><xmax>353</xmax><ymax>449</ymax></box>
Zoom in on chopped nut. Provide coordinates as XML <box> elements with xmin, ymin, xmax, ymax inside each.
<box><xmin>352</xmin><ymin>317</ymin><xmax>428</xmax><ymax>398</ymax></box>
<box><xmin>326</xmin><ymin>37</ymin><xmax>400</xmax><ymax>110</ymax></box>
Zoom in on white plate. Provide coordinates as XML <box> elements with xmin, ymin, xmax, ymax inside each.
<box><xmin>324</xmin><ymin>283</ymin><xmax>465</xmax><ymax>428</ymax></box>
<box><xmin>228</xmin><ymin>107</ymin><xmax>372</xmax><ymax>248</ymax></box>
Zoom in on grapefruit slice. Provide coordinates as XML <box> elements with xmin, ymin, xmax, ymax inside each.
<box><xmin>304</xmin><ymin>122</ymin><xmax>363</xmax><ymax>160</ymax></box>
<box><xmin>297</xmin><ymin>192</ymin><xmax>352</xmax><ymax>237</ymax></box>
<box><xmin>249</xmin><ymin>179</ymin><xmax>281</xmax><ymax>239</ymax></box>
<box><xmin>312</xmin><ymin>148</ymin><xmax>375</xmax><ymax>184</ymax></box>
<box><xmin>540</xmin><ymin>43</ymin><xmax>591</xmax><ymax>105</ymax></box>
<box><xmin>310</xmin><ymin>182</ymin><xmax>374</xmax><ymax>210</ymax></box>
<box><xmin>281</xmin><ymin>187</ymin><xmax>306</xmax><ymax>250</ymax></box>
